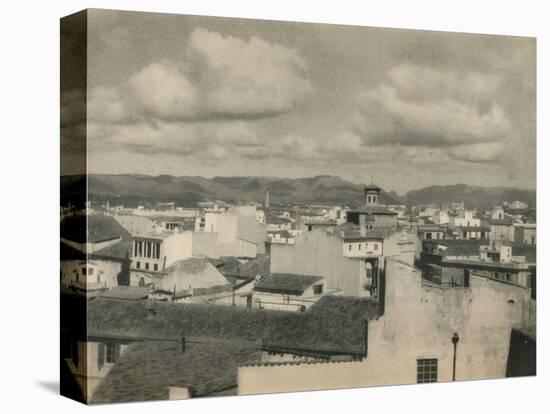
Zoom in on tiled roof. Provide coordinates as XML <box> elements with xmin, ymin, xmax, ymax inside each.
<box><xmin>157</xmin><ymin>258</ymin><xmax>231</xmax><ymax>295</ymax></box>
<box><xmin>98</xmin><ymin>286</ymin><xmax>151</xmax><ymax>301</ymax></box>
<box><xmin>489</xmin><ymin>217</ymin><xmax>514</xmax><ymax>226</ymax></box>
<box><xmin>331</xmin><ymin>222</ymin><xmax>388</xmax><ymax>241</ymax></box>
<box><xmin>93</xmin><ymin>239</ymin><xmax>133</xmax><ymax>260</ymax></box>
<box><xmin>61</xmin><ymin>214</ymin><xmax>131</xmax><ymax>244</ymax></box>
<box><xmin>84</xmin><ymin>294</ymin><xmax>379</xmax><ymax>357</ymax></box>
<box><xmin>348</xmin><ymin>206</ymin><xmax>398</xmax><ymax>215</ymax></box>
<box><xmin>454</xmin><ymin>225</ymin><xmax>490</xmax><ymax>232</ymax></box>
<box><xmin>255</xmin><ymin>273</ymin><xmax>324</xmax><ymax>295</ymax></box>
<box><xmin>512</xmin><ymin>244</ymin><xmax>536</xmax><ymax>264</ymax></box>
<box><xmin>60</xmin><ymin>239</ymin><xmax>132</xmax><ymax>262</ymax></box>
<box><xmin>364</xmin><ymin>183</ymin><xmax>381</xmax><ymax>191</ymax></box>
<box><xmin>216</xmin><ymin>254</ymin><xmax>271</xmax><ymax>279</ymax></box>
<box><xmin>266</xmin><ymin>216</ymin><xmax>292</xmax><ymax>224</ymax></box>
<box><xmin>90</xmin><ymin>338</ymin><xmax>261</xmax><ymax>403</ymax></box>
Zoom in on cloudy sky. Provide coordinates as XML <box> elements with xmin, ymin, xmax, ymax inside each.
<box><xmin>70</xmin><ymin>9</ymin><xmax>535</xmax><ymax>193</ymax></box>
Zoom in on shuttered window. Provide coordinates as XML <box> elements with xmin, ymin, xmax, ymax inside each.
<box><xmin>97</xmin><ymin>343</ymin><xmax>105</xmax><ymax>371</ymax></box>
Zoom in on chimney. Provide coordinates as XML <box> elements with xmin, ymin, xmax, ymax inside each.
<box><xmin>145</xmin><ymin>299</ymin><xmax>156</xmax><ymax>320</ymax></box>
<box><xmin>181</xmin><ymin>335</ymin><xmax>186</xmax><ymax>353</ymax></box>
<box><xmin>359</xmin><ymin>214</ymin><xmax>367</xmax><ymax>237</ymax></box>
<box><xmin>265</xmin><ymin>188</ymin><xmax>270</xmax><ymax>208</ymax></box>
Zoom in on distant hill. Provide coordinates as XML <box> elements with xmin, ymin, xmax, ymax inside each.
<box><xmin>402</xmin><ymin>184</ymin><xmax>536</xmax><ymax>209</ymax></box>
<box><xmin>61</xmin><ymin>174</ymin><xmax>535</xmax><ymax>209</ymax></box>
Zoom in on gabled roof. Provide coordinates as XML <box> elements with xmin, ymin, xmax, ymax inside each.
<box><xmin>156</xmin><ymin>258</ymin><xmax>230</xmax><ymax>295</ymax></box>
<box><xmin>255</xmin><ymin>273</ymin><xmax>324</xmax><ymax>295</ymax></box>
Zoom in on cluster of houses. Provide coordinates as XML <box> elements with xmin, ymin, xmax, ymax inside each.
<box><xmin>60</xmin><ymin>183</ymin><xmax>536</xmax><ymax>403</ymax></box>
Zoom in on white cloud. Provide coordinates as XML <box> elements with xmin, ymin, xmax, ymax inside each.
<box><xmin>90</xmin><ymin>27</ymin><xmax>312</xmax><ymax>128</ymax></box>
<box><xmin>352</xmin><ymin>63</ymin><xmax>515</xmax><ymax>163</ymax></box>
<box><xmin>127</xmin><ymin>61</ymin><xmax>197</xmax><ymax>120</ymax></box>
<box><xmin>188</xmin><ymin>28</ymin><xmax>312</xmax><ymax>116</ymax></box>
<box><xmin>448</xmin><ymin>142</ymin><xmax>505</xmax><ymax>162</ymax></box>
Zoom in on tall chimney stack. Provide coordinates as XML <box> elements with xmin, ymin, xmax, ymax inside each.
<box><xmin>265</xmin><ymin>188</ymin><xmax>270</xmax><ymax>208</ymax></box>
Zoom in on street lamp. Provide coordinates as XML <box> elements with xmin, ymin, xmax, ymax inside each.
<box><xmin>452</xmin><ymin>333</ymin><xmax>460</xmax><ymax>381</ymax></box>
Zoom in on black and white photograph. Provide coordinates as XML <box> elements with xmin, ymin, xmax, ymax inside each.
<box><xmin>2</xmin><ymin>1</ymin><xmax>548</xmax><ymax>413</ymax></box>
<box><xmin>59</xmin><ymin>8</ymin><xmax>537</xmax><ymax>404</ymax></box>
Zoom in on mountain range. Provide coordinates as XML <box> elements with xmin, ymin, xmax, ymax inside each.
<box><xmin>61</xmin><ymin>174</ymin><xmax>535</xmax><ymax>209</ymax></box>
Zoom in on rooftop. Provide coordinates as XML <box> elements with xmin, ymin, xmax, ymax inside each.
<box><xmin>331</xmin><ymin>222</ymin><xmax>388</xmax><ymax>241</ymax></box>
<box><xmin>98</xmin><ymin>286</ymin><xmax>151</xmax><ymax>301</ymax></box>
<box><xmin>90</xmin><ymin>338</ymin><xmax>261</xmax><ymax>403</ymax></box>
<box><xmin>215</xmin><ymin>254</ymin><xmax>271</xmax><ymax>279</ymax></box>
<box><xmin>348</xmin><ymin>206</ymin><xmax>398</xmax><ymax>216</ymax></box>
<box><xmin>156</xmin><ymin>257</ymin><xmax>231</xmax><ymax>295</ymax></box>
<box><xmin>489</xmin><ymin>217</ymin><xmax>514</xmax><ymax>226</ymax></box>
<box><xmin>82</xmin><ymin>293</ymin><xmax>379</xmax><ymax>357</ymax></box>
<box><xmin>255</xmin><ymin>273</ymin><xmax>324</xmax><ymax>295</ymax></box>
<box><xmin>61</xmin><ymin>214</ymin><xmax>131</xmax><ymax>244</ymax></box>
<box><xmin>364</xmin><ymin>183</ymin><xmax>381</xmax><ymax>191</ymax></box>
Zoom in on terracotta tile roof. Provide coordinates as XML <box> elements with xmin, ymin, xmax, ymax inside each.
<box><xmin>348</xmin><ymin>206</ymin><xmax>398</xmax><ymax>215</ymax></box>
<box><xmin>98</xmin><ymin>286</ymin><xmax>151</xmax><ymax>301</ymax></box>
<box><xmin>61</xmin><ymin>214</ymin><xmax>131</xmax><ymax>244</ymax></box>
<box><xmin>83</xmin><ymin>294</ymin><xmax>379</xmax><ymax>356</ymax></box>
<box><xmin>157</xmin><ymin>258</ymin><xmax>231</xmax><ymax>295</ymax></box>
<box><xmin>266</xmin><ymin>216</ymin><xmax>292</xmax><ymax>224</ymax></box>
<box><xmin>364</xmin><ymin>183</ymin><xmax>381</xmax><ymax>191</ymax></box>
<box><xmin>255</xmin><ymin>274</ymin><xmax>324</xmax><ymax>295</ymax></box>
<box><xmin>454</xmin><ymin>225</ymin><xmax>491</xmax><ymax>232</ymax></box>
<box><xmin>90</xmin><ymin>338</ymin><xmax>261</xmax><ymax>403</ymax></box>
<box><xmin>216</xmin><ymin>254</ymin><xmax>271</xmax><ymax>279</ymax></box>
<box><xmin>489</xmin><ymin>217</ymin><xmax>514</xmax><ymax>225</ymax></box>
<box><xmin>331</xmin><ymin>222</ymin><xmax>388</xmax><ymax>241</ymax></box>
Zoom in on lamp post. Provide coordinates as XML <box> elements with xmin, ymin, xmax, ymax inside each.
<box><xmin>452</xmin><ymin>333</ymin><xmax>460</xmax><ymax>381</ymax></box>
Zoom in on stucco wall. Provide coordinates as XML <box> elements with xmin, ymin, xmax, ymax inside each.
<box><xmin>61</xmin><ymin>259</ymin><xmax>122</xmax><ymax>290</ymax></box>
<box><xmin>270</xmin><ymin>229</ymin><xmax>364</xmax><ymax>296</ymax></box>
<box><xmin>238</xmin><ymin>258</ymin><xmax>531</xmax><ymax>395</ymax></box>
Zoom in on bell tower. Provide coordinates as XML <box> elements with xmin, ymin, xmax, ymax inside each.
<box><xmin>364</xmin><ymin>183</ymin><xmax>381</xmax><ymax>206</ymax></box>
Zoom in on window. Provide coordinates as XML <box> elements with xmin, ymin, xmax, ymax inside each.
<box><xmin>426</xmin><ymin>232</ymin><xmax>432</xmax><ymax>240</ymax></box>
<box><xmin>374</xmin><ymin>243</ymin><xmax>378</xmax><ymax>251</ymax></box>
<box><xmin>154</xmin><ymin>263</ymin><xmax>158</xmax><ymax>272</ymax></box>
<box><xmin>88</xmin><ymin>267</ymin><xmax>94</xmax><ymax>276</ymax></box>
<box><xmin>97</xmin><ymin>343</ymin><xmax>105</xmax><ymax>371</ymax></box>
<box><xmin>417</xmin><ymin>358</ymin><xmax>438</xmax><ymax>383</ymax></box>
<box><xmin>145</xmin><ymin>262</ymin><xmax>149</xmax><ymax>270</ymax></box>
<box><xmin>81</xmin><ymin>267</ymin><xmax>86</xmax><ymax>276</ymax></box>
<box><xmin>105</xmin><ymin>343</ymin><xmax>119</xmax><ymax>364</ymax></box>
<box><xmin>313</xmin><ymin>284</ymin><xmax>324</xmax><ymax>295</ymax></box>
<box><xmin>358</xmin><ymin>243</ymin><xmax>361</xmax><ymax>250</ymax></box>
<box><xmin>136</xmin><ymin>261</ymin><xmax>141</xmax><ymax>269</ymax></box>
<box><xmin>349</xmin><ymin>244</ymin><xmax>352</xmax><ymax>251</ymax></box>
